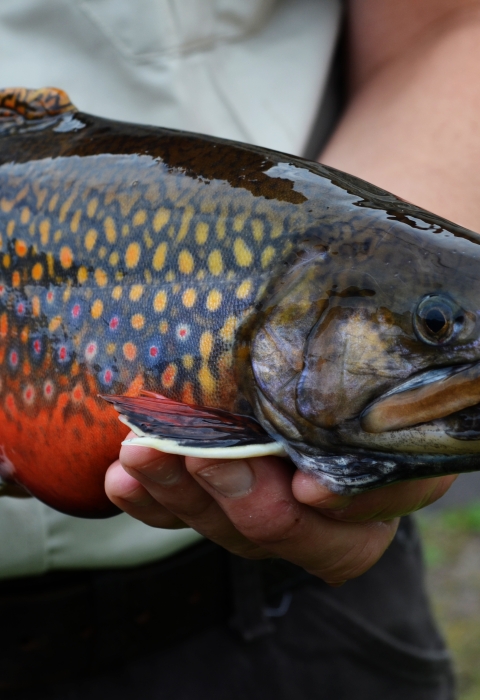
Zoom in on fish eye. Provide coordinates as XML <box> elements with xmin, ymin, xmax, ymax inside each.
<box><xmin>414</xmin><ymin>294</ymin><xmax>463</xmax><ymax>345</ymax></box>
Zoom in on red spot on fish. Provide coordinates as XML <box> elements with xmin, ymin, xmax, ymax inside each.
<box><xmin>109</xmin><ymin>316</ymin><xmax>119</xmax><ymax>330</ymax></box>
<box><xmin>16</xmin><ymin>302</ymin><xmax>25</xmax><ymax>315</ymax></box>
<box><xmin>33</xmin><ymin>339</ymin><xmax>41</xmax><ymax>354</ymax></box>
<box><xmin>176</xmin><ymin>324</ymin><xmax>190</xmax><ymax>341</ymax></box>
<box><xmin>72</xmin><ymin>304</ymin><xmax>81</xmax><ymax>318</ymax></box>
<box><xmin>46</xmin><ymin>291</ymin><xmax>54</xmax><ymax>303</ymax></box>
<box><xmin>44</xmin><ymin>380</ymin><xmax>54</xmax><ymax>399</ymax></box>
<box><xmin>162</xmin><ymin>363</ymin><xmax>177</xmax><ymax>388</ymax></box>
<box><xmin>85</xmin><ymin>342</ymin><xmax>97</xmax><ymax>361</ymax></box>
<box><xmin>103</xmin><ymin>369</ymin><xmax>113</xmax><ymax>384</ymax></box>
<box><xmin>9</xmin><ymin>350</ymin><xmax>18</xmax><ymax>367</ymax></box>
<box><xmin>149</xmin><ymin>346</ymin><xmax>158</xmax><ymax>357</ymax></box>
<box><xmin>23</xmin><ymin>385</ymin><xmax>35</xmax><ymax>404</ymax></box>
<box><xmin>58</xmin><ymin>346</ymin><xmax>67</xmax><ymax>361</ymax></box>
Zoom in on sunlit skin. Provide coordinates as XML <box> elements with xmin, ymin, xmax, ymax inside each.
<box><xmin>104</xmin><ymin>0</ymin><xmax>480</xmax><ymax>586</ymax></box>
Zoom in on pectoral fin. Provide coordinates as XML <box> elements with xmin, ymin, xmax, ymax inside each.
<box><xmin>101</xmin><ymin>391</ymin><xmax>285</xmax><ymax>459</ymax></box>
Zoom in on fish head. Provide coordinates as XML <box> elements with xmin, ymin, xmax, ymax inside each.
<box><xmin>243</xmin><ymin>197</ymin><xmax>480</xmax><ymax>492</ymax></box>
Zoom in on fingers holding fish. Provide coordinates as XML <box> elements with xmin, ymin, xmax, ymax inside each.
<box><xmin>292</xmin><ymin>470</ymin><xmax>458</xmax><ymax>522</ymax></box>
<box><xmin>111</xmin><ymin>439</ymin><xmax>271</xmax><ymax>559</ymax></box>
<box><xmin>105</xmin><ymin>459</ymin><xmax>186</xmax><ymax>529</ymax></box>
<box><xmin>186</xmin><ymin>454</ymin><xmax>400</xmax><ymax>584</ymax></box>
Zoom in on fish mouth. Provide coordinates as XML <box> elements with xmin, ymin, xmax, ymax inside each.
<box><xmin>360</xmin><ymin>361</ymin><xmax>480</xmax><ymax>438</ymax></box>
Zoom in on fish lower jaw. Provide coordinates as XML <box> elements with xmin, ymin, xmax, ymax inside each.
<box><xmin>338</xmin><ymin>418</ymin><xmax>480</xmax><ymax>455</ymax></box>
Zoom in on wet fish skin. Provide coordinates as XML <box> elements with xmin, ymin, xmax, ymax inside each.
<box><xmin>1</xmin><ymin>87</ymin><xmax>480</xmax><ymax>517</ymax></box>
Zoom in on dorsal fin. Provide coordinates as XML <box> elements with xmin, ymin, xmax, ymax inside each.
<box><xmin>0</xmin><ymin>87</ymin><xmax>77</xmax><ymax>134</ymax></box>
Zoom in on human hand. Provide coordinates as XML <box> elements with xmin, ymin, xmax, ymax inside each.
<box><xmin>105</xmin><ymin>433</ymin><xmax>456</xmax><ymax>584</ymax></box>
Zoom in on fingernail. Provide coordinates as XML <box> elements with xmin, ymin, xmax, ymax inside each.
<box><xmin>198</xmin><ymin>460</ymin><xmax>255</xmax><ymax>498</ymax></box>
<box><xmin>135</xmin><ymin>457</ymin><xmax>183</xmax><ymax>487</ymax></box>
<box><xmin>314</xmin><ymin>495</ymin><xmax>353</xmax><ymax>511</ymax></box>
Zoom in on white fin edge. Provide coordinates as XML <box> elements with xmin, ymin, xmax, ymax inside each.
<box><xmin>119</xmin><ymin>416</ymin><xmax>286</xmax><ymax>459</ymax></box>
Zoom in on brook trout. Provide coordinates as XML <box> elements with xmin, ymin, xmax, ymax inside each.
<box><xmin>1</xmin><ymin>87</ymin><xmax>480</xmax><ymax>518</ymax></box>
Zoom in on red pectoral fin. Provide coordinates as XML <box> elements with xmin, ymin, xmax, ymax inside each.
<box><xmin>100</xmin><ymin>391</ymin><xmax>273</xmax><ymax>449</ymax></box>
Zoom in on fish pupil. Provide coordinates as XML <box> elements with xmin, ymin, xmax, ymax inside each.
<box><xmin>424</xmin><ymin>308</ymin><xmax>446</xmax><ymax>334</ymax></box>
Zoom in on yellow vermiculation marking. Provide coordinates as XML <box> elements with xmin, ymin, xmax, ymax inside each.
<box><xmin>70</xmin><ymin>210</ymin><xmax>82</xmax><ymax>234</ymax></box>
<box><xmin>198</xmin><ymin>365</ymin><xmax>216</xmax><ymax>397</ymax></box>
<box><xmin>87</xmin><ymin>197</ymin><xmax>98</xmax><ymax>218</ymax></box>
<box><xmin>46</xmin><ymin>253</ymin><xmax>54</xmax><ymax>278</ymax></box>
<box><xmin>233</xmin><ymin>213</ymin><xmax>248</xmax><ymax>233</ymax></box>
<box><xmin>200</xmin><ymin>199</ymin><xmax>216</xmax><ymax>215</ymax></box>
<box><xmin>199</xmin><ymin>331</ymin><xmax>214</xmax><ymax>358</ymax></box>
<box><xmin>39</xmin><ymin>220</ymin><xmax>50</xmax><ymax>245</ymax></box>
<box><xmin>85</xmin><ymin>228</ymin><xmax>98</xmax><ymax>251</ymax></box>
<box><xmin>125</xmin><ymin>242</ymin><xmax>141</xmax><ymax>269</ymax></box>
<box><xmin>59</xmin><ymin>189</ymin><xmax>78</xmax><ymax>223</ymax></box>
<box><xmin>3</xmin><ymin>253</ymin><xmax>10</xmax><ymax>268</ymax></box>
<box><xmin>33</xmin><ymin>182</ymin><xmax>47</xmax><ymax>210</ymax></box>
<box><xmin>270</xmin><ymin>215</ymin><xmax>284</xmax><ymax>239</ymax></box>
<box><xmin>131</xmin><ymin>313</ymin><xmax>145</xmax><ymax>330</ymax></box>
<box><xmin>154</xmin><ymin>290</ymin><xmax>167</xmax><ymax>312</ymax></box>
<box><xmin>206</xmin><ymin>289</ymin><xmax>222</xmax><ymax>312</ymax></box>
<box><xmin>159</xmin><ymin>320</ymin><xmax>168</xmax><ymax>334</ymax></box>
<box><xmin>153</xmin><ymin>208</ymin><xmax>171</xmax><ymax>233</ymax></box>
<box><xmin>183</xmin><ymin>354</ymin><xmax>194</xmax><ymax>370</ymax></box>
<box><xmin>15</xmin><ymin>240</ymin><xmax>27</xmax><ymax>257</ymax></box>
<box><xmin>129</xmin><ymin>284</ymin><xmax>144</xmax><ymax>301</ymax></box>
<box><xmin>122</xmin><ymin>224</ymin><xmax>129</xmax><ymax>237</ymax></box>
<box><xmin>252</xmin><ymin>219</ymin><xmax>264</xmax><ymax>242</ymax></box>
<box><xmin>216</xmin><ymin>204</ymin><xmax>228</xmax><ymax>240</ymax></box>
<box><xmin>144</xmin><ymin>269</ymin><xmax>152</xmax><ymax>284</ymax></box>
<box><xmin>49</xmin><ymin>316</ymin><xmax>62</xmax><ymax>332</ymax></box>
<box><xmin>261</xmin><ymin>245</ymin><xmax>276</xmax><ymax>268</ymax></box>
<box><xmin>117</xmin><ymin>191</ymin><xmax>141</xmax><ymax>217</ymax></box>
<box><xmin>143</xmin><ymin>231</ymin><xmax>153</xmax><ymax>249</ymax></box>
<box><xmin>99</xmin><ymin>246</ymin><xmax>107</xmax><ymax>259</ymax></box>
<box><xmin>6</xmin><ymin>220</ymin><xmax>14</xmax><ymax>238</ymax></box>
<box><xmin>178</xmin><ymin>249</ymin><xmax>194</xmax><ymax>275</ymax></box>
<box><xmin>109</xmin><ymin>251</ymin><xmax>119</xmax><ymax>266</ymax></box>
<box><xmin>32</xmin><ymin>262</ymin><xmax>43</xmax><ymax>281</ymax></box>
<box><xmin>153</xmin><ymin>242</ymin><xmax>167</xmax><ymax>271</ymax></box>
<box><xmin>182</xmin><ymin>382</ymin><xmax>195</xmax><ymax>405</ymax></box>
<box><xmin>63</xmin><ymin>287</ymin><xmax>71</xmax><ymax>303</ymax></box>
<box><xmin>28</xmin><ymin>223</ymin><xmax>35</xmax><ymax>237</ymax></box>
<box><xmin>54</xmin><ymin>230</ymin><xmax>62</xmax><ymax>243</ymax></box>
<box><xmin>60</xmin><ymin>246</ymin><xmax>73</xmax><ymax>269</ymax></box>
<box><xmin>32</xmin><ymin>296</ymin><xmax>40</xmax><ymax>317</ymax></box>
<box><xmin>165</xmin><ymin>271</ymin><xmax>175</xmax><ymax>282</ymax></box>
<box><xmin>20</xmin><ymin>207</ymin><xmax>30</xmax><ymax>225</ymax></box>
<box><xmin>104</xmin><ymin>216</ymin><xmax>116</xmax><ymax>243</ymax></box>
<box><xmin>107</xmin><ymin>343</ymin><xmax>116</xmax><ymax>355</ymax></box>
<box><xmin>220</xmin><ymin>316</ymin><xmax>238</xmax><ymax>343</ymax></box>
<box><xmin>12</xmin><ymin>270</ymin><xmax>20</xmax><ymax>287</ymax></box>
<box><xmin>182</xmin><ymin>288</ymin><xmax>196</xmax><ymax>308</ymax></box>
<box><xmin>20</xmin><ymin>327</ymin><xmax>29</xmax><ymax>343</ymax></box>
<box><xmin>1</xmin><ymin>184</ymin><xmax>29</xmax><ymax>213</ymax></box>
<box><xmin>78</xmin><ymin>267</ymin><xmax>88</xmax><ymax>284</ymax></box>
<box><xmin>234</xmin><ymin>238</ymin><xmax>253</xmax><ymax>267</ymax></box>
<box><xmin>91</xmin><ymin>299</ymin><xmax>103</xmax><ymax>319</ymax></box>
<box><xmin>173</xmin><ymin>283</ymin><xmax>181</xmax><ymax>294</ymax></box>
<box><xmin>208</xmin><ymin>249</ymin><xmax>223</xmax><ymax>276</ymax></box>
<box><xmin>177</xmin><ymin>206</ymin><xmax>194</xmax><ymax>243</ymax></box>
<box><xmin>48</xmin><ymin>193</ymin><xmax>59</xmax><ymax>212</ymax></box>
<box><xmin>196</xmin><ymin>270</ymin><xmax>206</xmax><ymax>280</ymax></box>
<box><xmin>112</xmin><ymin>286</ymin><xmax>123</xmax><ymax>300</ymax></box>
<box><xmin>95</xmin><ymin>269</ymin><xmax>108</xmax><ymax>287</ymax></box>
<box><xmin>195</xmin><ymin>222</ymin><xmax>209</xmax><ymax>244</ymax></box>
<box><xmin>236</xmin><ymin>280</ymin><xmax>252</xmax><ymax>299</ymax></box>
<box><xmin>133</xmin><ymin>209</ymin><xmax>147</xmax><ymax>226</ymax></box>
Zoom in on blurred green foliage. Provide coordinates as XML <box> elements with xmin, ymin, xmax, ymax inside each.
<box><xmin>417</xmin><ymin>504</ymin><xmax>480</xmax><ymax>700</ymax></box>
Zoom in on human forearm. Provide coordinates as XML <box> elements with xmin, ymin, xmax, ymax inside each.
<box><xmin>322</xmin><ymin>0</ymin><xmax>480</xmax><ymax>230</ymax></box>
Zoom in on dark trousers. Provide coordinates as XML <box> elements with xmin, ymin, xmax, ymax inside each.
<box><xmin>2</xmin><ymin>517</ymin><xmax>454</xmax><ymax>699</ymax></box>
